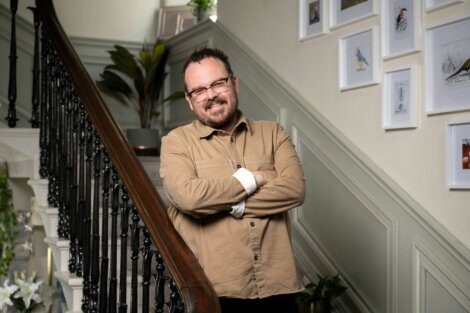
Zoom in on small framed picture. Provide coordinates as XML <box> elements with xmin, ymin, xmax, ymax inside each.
<box><xmin>382</xmin><ymin>66</ymin><xmax>418</xmax><ymax>129</ymax></box>
<box><xmin>157</xmin><ymin>6</ymin><xmax>196</xmax><ymax>39</ymax></box>
<box><xmin>424</xmin><ymin>0</ymin><xmax>464</xmax><ymax>13</ymax></box>
<box><xmin>424</xmin><ymin>17</ymin><xmax>470</xmax><ymax>114</ymax></box>
<box><xmin>381</xmin><ymin>0</ymin><xmax>421</xmax><ymax>59</ymax></box>
<box><xmin>339</xmin><ymin>27</ymin><xmax>380</xmax><ymax>91</ymax></box>
<box><xmin>330</xmin><ymin>0</ymin><xmax>377</xmax><ymax>30</ymax></box>
<box><xmin>299</xmin><ymin>0</ymin><xmax>328</xmax><ymax>41</ymax></box>
<box><xmin>446</xmin><ymin>120</ymin><xmax>470</xmax><ymax>189</ymax></box>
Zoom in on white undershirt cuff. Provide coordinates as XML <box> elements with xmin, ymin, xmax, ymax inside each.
<box><xmin>232</xmin><ymin>168</ymin><xmax>257</xmax><ymax>195</ymax></box>
<box><xmin>230</xmin><ymin>200</ymin><xmax>245</xmax><ymax>218</ymax></box>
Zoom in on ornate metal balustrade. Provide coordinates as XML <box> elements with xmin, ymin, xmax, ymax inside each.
<box><xmin>5</xmin><ymin>0</ymin><xmax>220</xmax><ymax>312</ymax></box>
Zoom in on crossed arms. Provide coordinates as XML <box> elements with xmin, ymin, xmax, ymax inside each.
<box><xmin>160</xmin><ymin>124</ymin><xmax>305</xmax><ymax>218</ymax></box>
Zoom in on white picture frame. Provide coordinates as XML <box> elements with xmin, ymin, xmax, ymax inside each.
<box><xmin>446</xmin><ymin>120</ymin><xmax>470</xmax><ymax>189</ymax></box>
<box><xmin>299</xmin><ymin>0</ymin><xmax>328</xmax><ymax>41</ymax></box>
<box><xmin>339</xmin><ymin>27</ymin><xmax>380</xmax><ymax>91</ymax></box>
<box><xmin>382</xmin><ymin>66</ymin><xmax>418</xmax><ymax>129</ymax></box>
<box><xmin>329</xmin><ymin>0</ymin><xmax>377</xmax><ymax>30</ymax></box>
<box><xmin>424</xmin><ymin>17</ymin><xmax>470</xmax><ymax>115</ymax></box>
<box><xmin>424</xmin><ymin>0</ymin><xmax>464</xmax><ymax>13</ymax></box>
<box><xmin>381</xmin><ymin>0</ymin><xmax>421</xmax><ymax>60</ymax></box>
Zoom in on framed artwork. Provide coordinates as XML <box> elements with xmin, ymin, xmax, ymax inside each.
<box><xmin>339</xmin><ymin>27</ymin><xmax>380</xmax><ymax>91</ymax></box>
<box><xmin>424</xmin><ymin>0</ymin><xmax>464</xmax><ymax>12</ymax></box>
<box><xmin>330</xmin><ymin>0</ymin><xmax>377</xmax><ymax>29</ymax></box>
<box><xmin>446</xmin><ymin>120</ymin><xmax>470</xmax><ymax>189</ymax></box>
<box><xmin>424</xmin><ymin>17</ymin><xmax>470</xmax><ymax>114</ymax></box>
<box><xmin>382</xmin><ymin>66</ymin><xmax>418</xmax><ymax>129</ymax></box>
<box><xmin>299</xmin><ymin>0</ymin><xmax>328</xmax><ymax>41</ymax></box>
<box><xmin>381</xmin><ymin>0</ymin><xmax>421</xmax><ymax>59</ymax></box>
<box><xmin>157</xmin><ymin>6</ymin><xmax>196</xmax><ymax>39</ymax></box>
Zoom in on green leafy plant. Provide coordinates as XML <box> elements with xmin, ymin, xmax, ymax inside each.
<box><xmin>0</xmin><ymin>171</ymin><xmax>16</xmax><ymax>278</ymax></box>
<box><xmin>97</xmin><ymin>40</ymin><xmax>184</xmax><ymax>129</ymax></box>
<box><xmin>187</xmin><ymin>0</ymin><xmax>215</xmax><ymax>19</ymax></box>
<box><xmin>297</xmin><ymin>274</ymin><xmax>347</xmax><ymax>313</ymax></box>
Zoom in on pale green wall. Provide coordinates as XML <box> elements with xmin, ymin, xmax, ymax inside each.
<box><xmin>217</xmin><ymin>0</ymin><xmax>470</xmax><ymax>249</ymax></box>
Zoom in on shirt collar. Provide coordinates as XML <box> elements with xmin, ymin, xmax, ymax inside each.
<box><xmin>195</xmin><ymin>110</ymin><xmax>252</xmax><ymax>139</ymax></box>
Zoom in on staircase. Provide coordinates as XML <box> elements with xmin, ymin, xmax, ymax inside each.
<box><xmin>1</xmin><ymin>0</ymin><xmax>219</xmax><ymax>312</ymax></box>
<box><xmin>0</xmin><ymin>129</ymin><xmax>168</xmax><ymax>312</ymax></box>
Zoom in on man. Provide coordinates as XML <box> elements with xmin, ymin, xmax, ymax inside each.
<box><xmin>160</xmin><ymin>47</ymin><xmax>305</xmax><ymax>313</ymax></box>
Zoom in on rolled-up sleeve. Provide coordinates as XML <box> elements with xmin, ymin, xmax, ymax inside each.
<box><xmin>243</xmin><ymin>125</ymin><xmax>305</xmax><ymax>217</ymax></box>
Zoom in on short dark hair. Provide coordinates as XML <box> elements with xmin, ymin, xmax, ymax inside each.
<box><xmin>182</xmin><ymin>47</ymin><xmax>233</xmax><ymax>91</ymax></box>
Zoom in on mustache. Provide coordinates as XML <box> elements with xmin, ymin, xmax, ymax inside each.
<box><xmin>204</xmin><ymin>97</ymin><xmax>227</xmax><ymax>109</ymax></box>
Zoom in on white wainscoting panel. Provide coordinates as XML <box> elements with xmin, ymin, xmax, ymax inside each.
<box><xmin>166</xmin><ymin>20</ymin><xmax>470</xmax><ymax>313</ymax></box>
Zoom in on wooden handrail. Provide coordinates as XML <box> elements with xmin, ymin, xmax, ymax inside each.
<box><xmin>36</xmin><ymin>1</ymin><xmax>220</xmax><ymax>312</ymax></box>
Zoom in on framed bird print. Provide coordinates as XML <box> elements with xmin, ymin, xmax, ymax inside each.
<box><xmin>339</xmin><ymin>27</ymin><xmax>380</xmax><ymax>91</ymax></box>
<box><xmin>425</xmin><ymin>17</ymin><xmax>470</xmax><ymax>114</ymax></box>
<box><xmin>299</xmin><ymin>0</ymin><xmax>328</xmax><ymax>41</ymax></box>
<box><xmin>446</xmin><ymin>120</ymin><xmax>470</xmax><ymax>189</ymax></box>
<box><xmin>329</xmin><ymin>0</ymin><xmax>377</xmax><ymax>29</ymax></box>
<box><xmin>424</xmin><ymin>0</ymin><xmax>464</xmax><ymax>13</ymax></box>
<box><xmin>381</xmin><ymin>0</ymin><xmax>421</xmax><ymax>59</ymax></box>
<box><xmin>382</xmin><ymin>66</ymin><xmax>418</xmax><ymax>129</ymax></box>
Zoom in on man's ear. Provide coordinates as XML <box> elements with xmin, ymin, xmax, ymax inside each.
<box><xmin>185</xmin><ymin>94</ymin><xmax>194</xmax><ymax>111</ymax></box>
<box><xmin>232</xmin><ymin>75</ymin><xmax>239</xmax><ymax>94</ymax></box>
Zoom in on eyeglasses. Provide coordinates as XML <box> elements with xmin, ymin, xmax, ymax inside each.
<box><xmin>187</xmin><ymin>74</ymin><xmax>233</xmax><ymax>103</ymax></box>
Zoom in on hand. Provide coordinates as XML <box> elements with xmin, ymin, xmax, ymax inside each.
<box><xmin>253</xmin><ymin>170</ymin><xmax>277</xmax><ymax>187</ymax></box>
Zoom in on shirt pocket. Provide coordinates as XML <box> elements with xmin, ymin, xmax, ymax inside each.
<box><xmin>244</xmin><ymin>154</ymin><xmax>274</xmax><ymax>171</ymax></box>
<box><xmin>195</xmin><ymin>158</ymin><xmax>234</xmax><ymax>178</ymax></box>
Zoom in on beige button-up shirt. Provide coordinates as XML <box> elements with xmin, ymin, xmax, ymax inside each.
<box><xmin>160</xmin><ymin>112</ymin><xmax>305</xmax><ymax>299</ymax></box>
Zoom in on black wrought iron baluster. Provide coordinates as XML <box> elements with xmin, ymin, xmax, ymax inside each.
<box><xmin>154</xmin><ymin>253</ymin><xmax>166</xmax><ymax>313</ymax></box>
<box><xmin>141</xmin><ymin>229</ymin><xmax>153</xmax><ymax>313</ymax></box>
<box><xmin>63</xmin><ymin>74</ymin><xmax>72</xmax><ymax>240</ymax></box>
<box><xmin>76</xmin><ymin>103</ymin><xmax>86</xmax><ymax>277</ymax></box>
<box><xmin>39</xmin><ymin>33</ymin><xmax>50</xmax><ymax>179</ymax></box>
<box><xmin>89</xmin><ymin>130</ymin><xmax>102</xmax><ymax>313</ymax></box>
<box><xmin>6</xmin><ymin>0</ymin><xmax>19</xmax><ymax>128</ymax></box>
<box><xmin>63</xmin><ymin>77</ymin><xmax>72</xmax><ymax>240</ymax></box>
<box><xmin>68</xmin><ymin>86</ymin><xmax>79</xmax><ymax>274</ymax></box>
<box><xmin>57</xmin><ymin>68</ymin><xmax>67</xmax><ymax>239</ymax></box>
<box><xmin>47</xmin><ymin>50</ymin><xmax>58</xmax><ymax>207</ymax></box>
<box><xmin>108</xmin><ymin>166</ymin><xmax>120</xmax><ymax>313</ymax></box>
<box><xmin>118</xmin><ymin>186</ymin><xmax>130</xmax><ymax>313</ymax></box>
<box><xmin>28</xmin><ymin>6</ymin><xmax>40</xmax><ymax>128</ymax></box>
<box><xmin>169</xmin><ymin>279</ymin><xmax>184</xmax><ymax>313</ymax></box>
<box><xmin>99</xmin><ymin>149</ymin><xmax>111</xmax><ymax>313</ymax></box>
<box><xmin>130</xmin><ymin>205</ymin><xmax>140</xmax><ymax>313</ymax></box>
<box><xmin>82</xmin><ymin>118</ymin><xmax>94</xmax><ymax>313</ymax></box>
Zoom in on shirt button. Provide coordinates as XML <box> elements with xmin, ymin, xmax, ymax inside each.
<box><xmin>250</xmin><ymin>222</ymin><xmax>255</xmax><ymax>227</ymax></box>
<box><xmin>236</xmin><ymin>164</ymin><xmax>241</xmax><ymax>169</ymax></box>
<box><xmin>254</xmin><ymin>255</ymin><xmax>258</xmax><ymax>261</ymax></box>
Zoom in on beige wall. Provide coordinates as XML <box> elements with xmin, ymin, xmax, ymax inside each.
<box><xmin>218</xmin><ymin>0</ymin><xmax>470</xmax><ymax>248</ymax></box>
<box><xmin>0</xmin><ymin>0</ymin><xmax>161</xmax><ymax>42</ymax></box>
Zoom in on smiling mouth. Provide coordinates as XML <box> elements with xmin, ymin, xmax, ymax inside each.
<box><xmin>205</xmin><ymin>97</ymin><xmax>227</xmax><ymax>110</ymax></box>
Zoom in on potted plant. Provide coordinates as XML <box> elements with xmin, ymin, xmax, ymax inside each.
<box><xmin>297</xmin><ymin>274</ymin><xmax>347</xmax><ymax>313</ymax></box>
<box><xmin>187</xmin><ymin>0</ymin><xmax>215</xmax><ymax>22</ymax></box>
<box><xmin>97</xmin><ymin>40</ymin><xmax>184</xmax><ymax>156</ymax></box>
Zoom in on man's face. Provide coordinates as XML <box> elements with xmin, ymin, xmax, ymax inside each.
<box><xmin>184</xmin><ymin>57</ymin><xmax>239</xmax><ymax>131</ymax></box>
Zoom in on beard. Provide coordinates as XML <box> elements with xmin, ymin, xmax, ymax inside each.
<box><xmin>196</xmin><ymin>94</ymin><xmax>239</xmax><ymax>130</ymax></box>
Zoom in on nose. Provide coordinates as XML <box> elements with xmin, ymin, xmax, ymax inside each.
<box><xmin>206</xmin><ymin>87</ymin><xmax>218</xmax><ymax>100</ymax></box>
